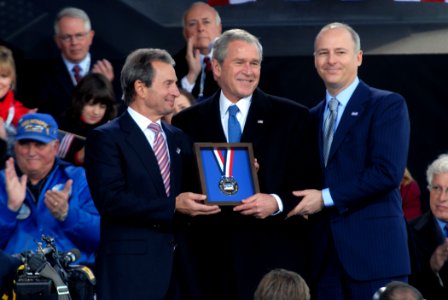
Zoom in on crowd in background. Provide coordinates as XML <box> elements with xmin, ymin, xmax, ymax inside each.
<box><xmin>0</xmin><ymin>2</ymin><xmax>447</xmax><ymax>300</ymax></box>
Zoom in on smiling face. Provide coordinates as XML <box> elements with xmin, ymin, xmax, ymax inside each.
<box><xmin>183</xmin><ymin>3</ymin><xmax>222</xmax><ymax>54</ymax></box>
<box><xmin>55</xmin><ymin>16</ymin><xmax>94</xmax><ymax>63</ymax></box>
<box><xmin>314</xmin><ymin>27</ymin><xmax>362</xmax><ymax>96</ymax></box>
<box><xmin>430</xmin><ymin>172</ymin><xmax>448</xmax><ymax>222</ymax></box>
<box><xmin>131</xmin><ymin>60</ymin><xmax>180</xmax><ymax>121</ymax></box>
<box><xmin>212</xmin><ymin>40</ymin><xmax>261</xmax><ymax>103</ymax></box>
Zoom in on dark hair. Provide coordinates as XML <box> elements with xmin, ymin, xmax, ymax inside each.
<box><xmin>120</xmin><ymin>48</ymin><xmax>175</xmax><ymax>105</ymax></box>
<box><xmin>179</xmin><ymin>88</ymin><xmax>196</xmax><ymax>106</ymax></box>
<box><xmin>70</xmin><ymin>73</ymin><xmax>116</xmax><ymax>122</ymax></box>
<box><xmin>254</xmin><ymin>269</ymin><xmax>310</xmax><ymax>300</ymax></box>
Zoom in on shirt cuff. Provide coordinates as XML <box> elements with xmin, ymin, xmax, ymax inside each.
<box><xmin>322</xmin><ymin>188</ymin><xmax>334</xmax><ymax>207</ymax></box>
<box><xmin>181</xmin><ymin>76</ymin><xmax>194</xmax><ymax>93</ymax></box>
<box><xmin>270</xmin><ymin>194</ymin><xmax>283</xmax><ymax>216</ymax></box>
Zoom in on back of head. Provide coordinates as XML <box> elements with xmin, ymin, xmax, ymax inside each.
<box><xmin>373</xmin><ymin>281</ymin><xmax>423</xmax><ymax>300</ymax></box>
<box><xmin>254</xmin><ymin>269</ymin><xmax>310</xmax><ymax>300</ymax></box>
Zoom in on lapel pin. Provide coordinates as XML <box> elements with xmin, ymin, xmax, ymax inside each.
<box><xmin>257</xmin><ymin>120</ymin><xmax>264</xmax><ymax>124</ymax></box>
<box><xmin>176</xmin><ymin>148</ymin><xmax>181</xmax><ymax>154</ymax></box>
<box><xmin>351</xmin><ymin>112</ymin><xmax>358</xmax><ymax>116</ymax></box>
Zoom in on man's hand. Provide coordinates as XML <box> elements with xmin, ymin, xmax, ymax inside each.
<box><xmin>233</xmin><ymin>193</ymin><xmax>278</xmax><ymax>219</ymax></box>
<box><xmin>430</xmin><ymin>239</ymin><xmax>448</xmax><ymax>273</ymax></box>
<box><xmin>287</xmin><ymin>189</ymin><xmax>324</xmax><ymax>219</ymax></box>
<box><xmin>44</xmin><ymin>180</ymin><xmax>72</xmax><ymax>221</ymax></box>
<box><xmin>176</xmin><ymin>192</ymin><xmax>221</xmax><ymax>216</ymax></box>
<box><xmin>5</xmin><ymin>158</ymin><xmax>27</xmax><ymax>212</ymax></box>
<box><xmin>185</xmin><ymin>36</ymin><xmax>202</xmax><ymax>85</ymax></box>
<box><xmin>91</xmin><ymin>59</ymin><xmax>114</xmax><ymax>81</ymax></box>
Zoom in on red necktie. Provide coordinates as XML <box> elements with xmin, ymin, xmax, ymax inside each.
<box><xmin>148</xmin><ymin>123</ymin><xmax>171</xmax><ymax>196</ymax></box>
<box><xmin>204</xmin><ymin>57</ymin><xmax>212</xmax><ymax>73</ymax></box>
<box><xmin>72</xmin><ymin>65</ymin><xmax>82</xmax><ymax>84</ymax></box>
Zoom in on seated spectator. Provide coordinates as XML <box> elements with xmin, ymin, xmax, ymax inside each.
<box><xmin>0</xmin><ymin>113</ymin><xmax>99</xmax><ymax>266</ymax></box>
<box><xmin>372</xmin><ymin>281</ymin><xmax>424</xmax><ymax>300</ymax></box>
<box><xmin>409</xmin><ymin>153</ymin><xmax>448</xmax><ymax>300</ymax></box>
<box><xmin>58</xmin><ymin>73</ymin><xmax>116</xmax><ymax>165</ymax></box>
<box><xmin>163</xmin><ymin>88</ymin><xmax>196</xmax><ymax>124</ymax></box>
<box><xmin>254</xmin><ymin>268</ymin><xmax>310</xmax><ymax>300</ymax></box>
<box><xmin>0</xmin><ymin>46</ymin><xmax>36</xmax><ymax>157</ymax></box>
<box><xmin>400</xmin><ymin>167</ymin><xmax>422</xmax><ymax>221</ymax></box>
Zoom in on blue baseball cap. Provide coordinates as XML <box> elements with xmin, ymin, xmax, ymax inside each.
<box><xmin>16</xmin><ymin>113</ymin><xmax>58</xmax><ymax>144</ymax></box>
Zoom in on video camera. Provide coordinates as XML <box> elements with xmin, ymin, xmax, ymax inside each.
<box><xmin>14</xmin><ymin>235</ymin><xmax>95</xmax><ymax>300</ymax></box>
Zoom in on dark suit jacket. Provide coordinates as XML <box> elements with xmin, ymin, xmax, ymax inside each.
<box><xmin>310</xmin><ymin>80</ymin><xmax>411</xmax><ymax>282</ymax></box>
<box><xmin>173</xmin><ymin>48</ymin><xmax>219</xmax><ymax>99</ymax></box>
<box><xmin>409</xmin><ymin>211</ymin><xmax>448</xmax><ymax>300</ymax></box>
<box><xmin>172</xmin><ymin>88</ymin><xmax>319</xmax><ymax>300</ymax></box>
<box><xmin>85</xmin><ymin>111</ymin><xmax>192</xmax><ymax>299</ymax></box>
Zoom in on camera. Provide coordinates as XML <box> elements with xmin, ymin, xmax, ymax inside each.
<box><xmin>14</xmin><ymin>235</ymin><xmax>95</xmax><ymax>300</ymax></box>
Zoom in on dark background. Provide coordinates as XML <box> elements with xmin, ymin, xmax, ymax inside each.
<box><xmin>2</xmin><ymin>0</ymin><xmax>448</xmax><ymax>211</ymax></box>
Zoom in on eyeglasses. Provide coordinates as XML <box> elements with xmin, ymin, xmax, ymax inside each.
<box><xmin>429</xmin><ymin>185</ymin><xmax>448</xmax><ymax>196</ymax></box>
<box><xmin>58</xmin><ymin>31</ymin><xmax>90</xmax><ymax>43</ymax></box>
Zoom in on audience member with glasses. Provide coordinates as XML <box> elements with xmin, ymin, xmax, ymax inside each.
<box><xmin>28</xmin><ymin>7</ymin><xmax>117</xmax><ymax>123</ymax></box>
<box><xmin>409</xmin><ymin>153</ymin><xmax>448</xmax><ymax>300</ymax></box>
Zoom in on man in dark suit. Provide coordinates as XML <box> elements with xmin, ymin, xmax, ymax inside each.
<box><xmin>85</xmin><ymin>48</ymin><xmax>220</xmax><ymax>299</ymax></box>
<box><xmin>173</xmin><ymin>2</ymin><xmax>221</xmax><ymax>100</ymax></box>
<box><xmin>287</xmin><ymin>22</ymin><xmax>411</xmax><ymax>299</ymax></box>
<box><xmin>32</xmin><ymin>7</ymin><xmax>116</xmax><ymax>122</ymax></box>
<box><xmin>409</xmin><ymin>153</ymin><xmax>448</xmax><ymax>300</ymax></box>
<box><xmin>172</xmin><ymin>29</ymin><xmax>318</xmax><ymax>300</ymax></box>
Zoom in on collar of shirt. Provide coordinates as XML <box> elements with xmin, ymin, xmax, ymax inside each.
<box><xmin>219</xmin><ymin>91</ymin><xmax>251</xmax><ymax>140</ymax></box>
<box><xmin>324</xmin><ymin>77</ymin><xmax>360</xmax><ymax>129</ymax></box>
<box><xmin>127</xmin><ymin>107</ymin><xmax>164</xmax><ymax>147</ymax></box>
<box><xmin>63</xmin><ymin>53</ymin><xmax>91</xmax><ymax>83</ymax></box>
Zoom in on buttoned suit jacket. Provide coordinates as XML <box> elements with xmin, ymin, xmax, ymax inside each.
<box><xmin>172</xmin><ymin>88</ymin><xmax>319</xmax><ymax>300</ymax></box>
<box><xmin>85</xmin><ymin>111</ymin><xmax>192</xmax><ymax>299</ymax></box>
<box><xmin>409</xmin><ymin>211</ymin><xmax>448</xmax><ymax>300</ymax></box>
<box><xmin>310</xmin><ymin>80</ymin><xmax>411</xmax><ymax>282</ymax></box>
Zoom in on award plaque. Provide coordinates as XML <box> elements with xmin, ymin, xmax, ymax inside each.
<box><xmin>194</xmin><ymin>143</ymin><xmax>260</xmax><ymax>205</ymax></box>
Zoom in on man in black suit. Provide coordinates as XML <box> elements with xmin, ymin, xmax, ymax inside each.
<box><xmin>32</xmin><ymin>7</ymin><xmax>116</xmax><ymax>122</ymax></box>
<box><xmin>172</xmin><ymin>29</ymin><xmax>318</xmax><ymax>300</ymax></box>
<box><xmin>173</xmin><ymin>2</ymin><xmax>221</xmax><ymax>101</ymax></box>
<box><xmin>409</xmin><ymin>153</ymin><xmax>448</xmax><ymax>300</ymax></box>
<box><xmin>85</xmin><ymin>48</ymin><xmax>220</xmax><ymax>299</ymax></box>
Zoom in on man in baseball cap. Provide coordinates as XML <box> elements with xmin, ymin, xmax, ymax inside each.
<box><xmin>0</xmin><ymin>113</ymin><xmax>99</xmax><ymax>266</ymax></box>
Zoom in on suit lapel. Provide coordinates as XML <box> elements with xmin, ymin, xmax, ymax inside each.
<box><xmin>119</xmin><ymin>112</ymin><xmax>166</xmax><ymax>196</ymax></box>
<box><xmin>205</xmin><ymin>94</ymin><xmax>227</xmax><ymax>142</ymax></box>
<box><xmin>162</xmin><ymin>122</ymin><xmax>181</xmax><ymax>197</ymax></box>
<box><xmin>241</xmin><ymin>88</ymin><xmax>271</xmax><ymax>146</ymax></box>
<box><xmin>327</xmin><ymin>81</ymin><xmax>369</xmax><ymax>163</ymax></box>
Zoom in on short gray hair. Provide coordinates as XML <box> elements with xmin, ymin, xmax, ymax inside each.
<box><xmin>212</xmin><ymin>29</ymin><xmax>263</xmax><ymax>65</ymax></box>
<box><xmin>314</xmin><ymin>22</ymin><xmax>361</xmax><ymax>53</ymax></box>
<box><xmin>426</xmin><ymin>153</ymin><xmax>448</xmax><ymax>186</ymax></box>
<box><xmin>120</xmin><ymin>48</ymin><xmax>175</xmax><ymax>105</ymax></box>
<box><xmin>54</xmin><ymin>7</ymin><xmax>91</xmax><ymax>35</ymax></box>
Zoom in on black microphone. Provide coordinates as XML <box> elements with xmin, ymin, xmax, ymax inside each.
<box><xmin>60</xmin><ymin>249</ymin><xmax>80</xmax><ymax>267</ymax></box>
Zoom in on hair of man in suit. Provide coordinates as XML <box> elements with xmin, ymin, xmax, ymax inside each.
<box><xmin>120</xmin><ymin>48</ymin><xmax>176</xmax><ymax>106</ymax></box>
<box><xmin>54</xmin><ymin>7</ymin><xmax>91</xmax><ymax>35</ymax></box>
<box><xmin>212</xmin><ymin>28</ymin><xmax>263</xmax><ymax>65</ymax></box>
<box><xmin>426</xmin><ymin>153</ymin><xmax>448</xmax><ymax>187</ymax></box>
<box><xmin>373</xmin><ymin>281</ymin><xmax>424</xmax><ymax>300</ymax></box>
<box><xmin>254</xmin><ymin>268</ymin><xmax>310</xmax><ymax>300</ymax></box>
<box><xmin>314</xmin><ymin>22</ymin><xmax>361</xmax><ymax>53</ymax></box>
